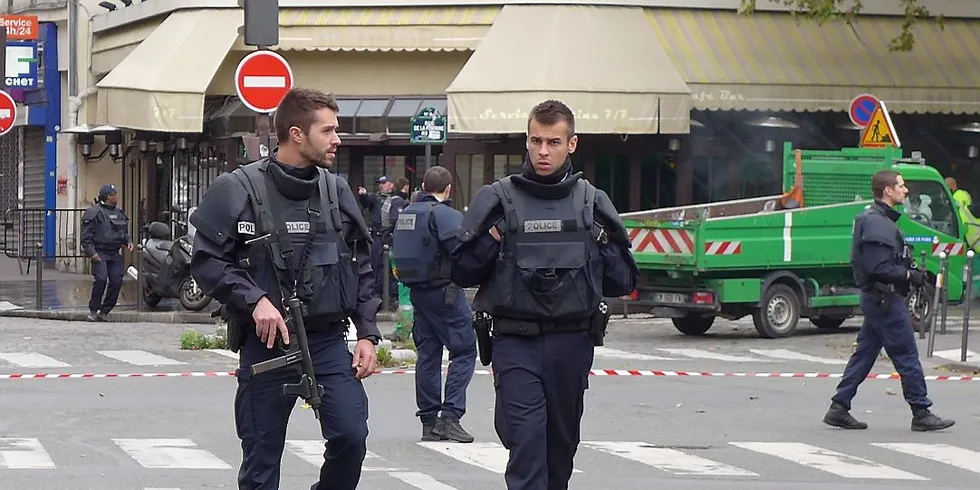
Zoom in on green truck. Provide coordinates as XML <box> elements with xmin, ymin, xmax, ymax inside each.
<box><xmin>621</xmin><ymin>142</ymin><xmax>977</xmax><ymax>338</ymax></box>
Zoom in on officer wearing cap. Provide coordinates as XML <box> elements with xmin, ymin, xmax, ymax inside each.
<box><xmin>358</xmin><ymin>176</ymin><xmax>408</xmax><ymax>303</ymax></box>
<box><xmin>391</xmin><ymin>165</ymin><xmax>476</xmax><ymax>443</ymax></box>
<box><xmin>189</xmin><ymin>87</ymin><xmax>382</xmax><ymax>490</ymax></box>
<box><xmin>824</xmin><ymin>169</ymin><xmax>954</xmax><ymax>432</ymax></box>
<box><xmin>81</xmin><ymin>184</ymin><xmax>133</xmax><ymax>322</ymax></box>
<box><xmin>450</xmin><ymin>99</ymin><xmax>639</xmax><ymax>490</ymax></box>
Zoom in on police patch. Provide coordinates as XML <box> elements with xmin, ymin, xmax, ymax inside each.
<box><xmin>286</xmin><ymin>221</ymin><xmax>311</xmax><ymax>233</ymax></box>
<box><xmin>237</xmin><ymin>221</ymin><xmax>255</xmax><ymax>235</ymax></box>
<box><xmin>396</xmin><ymin>214</ymin><xmax>416</xmax><ymax>231</ymax></box>
<box><xmin>524</xmin><ymin>219</ymin><xmax>562</xmax><ymax>233</ymax></box>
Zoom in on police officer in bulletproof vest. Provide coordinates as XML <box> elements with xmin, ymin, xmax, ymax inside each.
<box><xmin>450</xmin><ymin>99</ymin><xmax>640</xmax><ymax>490</ymax></box>
<box><xmin>189</xmin><ymin>87</ymin><xmax>382</xmax><ymax>490</ymax></box>
<box><xmin>824</xmin><ymin>169</ymin><xmax>954</xmax><ymax>432</ymax></box>
<box><xmin>358</xmin><ymin>176</ymin><xmax>407</xmax><ymax>304</ymax></box>
<box><xmin>391</xmin><ymin>165</ymin><xmax>476</xmax><ymax>443</ymax></box>
<box><xmin>81</xmin><ymin>183</ymin><xmax>133</xmax><ymax>322</ymax></box>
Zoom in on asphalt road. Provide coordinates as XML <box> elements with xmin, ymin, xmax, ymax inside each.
<box><xmin>2</xmin><ymin>315</ymin><xmax>980</xmax><ymax>489</ymax></box>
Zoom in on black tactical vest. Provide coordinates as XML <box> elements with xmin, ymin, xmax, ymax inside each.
<box><xmin>391</xmin><ymin>201</ymin><xmax>451</xmax><ymax>287</ymax></box>
<box><xmin>380</xmin><ymin>194</ymin><xmax>396</xmax><ymax>231</ymax></box>
<box><xmin>473</xmin><ymin>176</ymin><xmax>602</xmax><ymax>321</ymax></box>
<box><xmin>232</xmin><ymin>162</ymin><xmax>357</xmax><ymax>323</ymax></box>
<box><xmin>95</xmin><ymin>206</ymin><xmax>129</xmax><ymax>249</ymax></box>
<box><xmin>851</xmin><ymin>204</ymin><xmax>907</xmax><ymax>289</ymax></box>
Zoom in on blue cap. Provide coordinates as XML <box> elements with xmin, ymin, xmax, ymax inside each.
<box><xmin>377</xmin><ymin>176</ymin><xmax>389</xmax><ymax>183</ymax></box>
<box><xmin>99</xmin><ymin>184</ymin><xmax>117</xmax><ymax>200</ymax></box>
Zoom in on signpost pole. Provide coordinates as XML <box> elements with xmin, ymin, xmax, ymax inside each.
<box><xmin>410</xmin><ymin>106</ymin><xmax>447</xmax><ymax>176</ymax></box>
<box><xmin>241</xmin><ymin>0</ymin><xmax>280</xmax><ymax>159</ymax></box>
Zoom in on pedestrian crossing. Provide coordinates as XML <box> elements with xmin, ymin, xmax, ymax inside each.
<box><xmin>0</xmin><ymin>346</ymin><xmax>861</xmax><ymax>371</ymax></box>
<box><xmin>3</xmin><ymin>436</ymin><xmax>980</xmax><ymax>486</ymax></box>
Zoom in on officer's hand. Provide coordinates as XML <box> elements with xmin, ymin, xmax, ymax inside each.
<box><xmin>352</xmin><ymin>339</ymin><xmax>377</xmax><ymax>379</ymax></box>
<box><xmin>126</xmin><ymin>243</ymin><xmax>134</xmax><ymax>252</ymax></box>
<box><xmin>358</xmin><ymin>186</ymin><xmax>367</xmax><ymax>195</ymax></box>
<box><xmin>909</xmin><ymin>269</ymin><xmax>927</xmax><ymax>287</ymax></box>
<box><xmin>252</xmin><ymin>297</ymin><xmax>289</xmax><ymax>349</ymax></box>
<box><xmin>489</xmin><ymin>225</ymin><xmax>502</xmax><ymax>242</ymax></box>
<box><xmin>90</xmin><ymin>254</ymin><xmax>101</xmax><ymax>263</ymax></box>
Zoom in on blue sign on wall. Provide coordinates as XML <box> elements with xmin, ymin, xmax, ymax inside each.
<box><xmin>5</xmin><ymin>40</ymin><xmax>38</xmax><ymax>89</ymax></box>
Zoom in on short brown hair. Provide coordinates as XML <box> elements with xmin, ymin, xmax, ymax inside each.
<box><xmin>422</xmin><ymin>166</ymin><xmax>452</xmax><ymax>193</ymax></box>
<box><xmin>527</xmin><ymin>99</ymin><xmax>575</xmax><ymax>137</ymax></box>
<box><xmin>871</xmin><ymin>169</ymin><xmax>901</xmax><ymax>199</ymax></box>
<box><xmin>273</xmin><ymin>88</ymin><xmax>340</xmax><ymax>144</ymax></box>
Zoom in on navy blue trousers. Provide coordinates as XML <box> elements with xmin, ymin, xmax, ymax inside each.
<box><xmin>89</xmin><ymin>250</ymin><xmax>123</xmax><ymax>314</ymax></box>
<box><xmin>410</xmin><ymin>284</ymin><xmax>476</xmax><ymax>419</ymax></box>
<box><xmin>492</xmin><ymin>330</ymin><xmax>594</xmax><ymax>490</ymax></box>
<box><xmin>235</xmin><ymin>329</ymin><xmax>369</xmax><ymax>490</ymax></box>
<box><xmin>833</xmin><ymin>293</ymin><xmax>932</xmax><ymax>411</ymax></box>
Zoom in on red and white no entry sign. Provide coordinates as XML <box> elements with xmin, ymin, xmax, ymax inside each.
<box><xmin>0</xmin><ymin>90</ymin><xmax>17</xmax><ymax>137</ymax></box>
<box><xmin>234</xmin><ymin>50</ymin><xmax>294</xmax><ymax>114</ymax></box>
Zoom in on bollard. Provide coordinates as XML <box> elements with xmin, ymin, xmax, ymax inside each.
<box><xmin>961</xmin><ymin>250</ymin><xmax>975</xmax><ymax>363</ymax></box>
<box><xmin>135</xmin><ymin>244</ymin><xmax>143</xmax><ymax>311</ymax></box>
<box><xmin>382</xmin><ymin>245</ymin><xmax>391</xmax><ymax>311</ymax></box>
<box><xmin>34</xmin><ymin>242</ymin><xmax>43</xmax><ymax>310</ymax></box>
<box><xmin>917</xmin><ymin>250</ymin><xmax>929</xmax><ymax>339</ymax></box>
<box><xmin>940</xmin><ymin>254</ymin><xmax>950</xmax><ymax>335</ymax></box>
<box><xmin>927</xmin><ymin>252</ymin><xmax>948</xmax><ymax>357</ymax></box>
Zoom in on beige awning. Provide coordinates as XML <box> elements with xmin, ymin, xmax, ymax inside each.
<box><xmin>91</xmin><ymin>18</ymin><xmax>162</xmax><ymax>75</ymax></box>
<box><xmin>96</xmin><ymin>9</ymin><xmax>241</xmax><ymax>133</ymax></box>
<box><xmin>237</xmin><ymin>6</ymin><xmax>500</xmax><ymax>52</ymax></box>
<box><xmin>647</xmin><ymin>9</ymin><xmax>980</xmax><ymax>114</ymax></box>
<box><xmin>446</xmin><ymin>5</ymin><xmax>691</xmax><ymax>135</ymax></box>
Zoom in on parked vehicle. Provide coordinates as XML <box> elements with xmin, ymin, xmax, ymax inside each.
<box><xmin>621</xmin><ymin>142</ymin><xmax>977</xmax><ymax>338</ymax></box>
<box><xmin>127</xmin><ymin>208</ymin><xmax>212</xmax><ymax>311</ymax></box>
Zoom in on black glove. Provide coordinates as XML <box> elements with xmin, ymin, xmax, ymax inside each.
<box><xmin>909</xmin><ymin>269</ymin><xmax>927</xmax><ymax>287</ymax></box>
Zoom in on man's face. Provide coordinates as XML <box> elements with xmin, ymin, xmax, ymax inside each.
<box><xmin>886</xmin><ymin>175</ymin><xmax>909</xmax><ymax>204</ymax></box>
<box><xmin>380</xmin><ymin>181</ymin><xmax>394</xmax><ymax>193</ymax></box>
<box><xmin>106</xmin><ymin>192</ymin><xmax>118</xmax><ymax>206</ymax></box>
<box><xmin>526</xmin><ymin>118</ymin><xmax>577</xmax><ymax>176</ymax></box>
<box><xmin>296</xmin><ymin>107</ymin><xmax>342</xmax><ymax>168</ymax></box>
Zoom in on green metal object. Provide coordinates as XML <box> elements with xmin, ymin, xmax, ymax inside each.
<box><xmin>621</xmin><ymin>141</ymin><xmax>971</xmax><ymax>338</ymax></box>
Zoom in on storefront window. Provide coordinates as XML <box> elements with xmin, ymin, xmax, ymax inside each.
<box><xmin>337</xmin><ymin>99</ymin><xmax>359</xmax><ymax>135</ymax></box>
<box><xmin>739</xmin><ymin>155</ymin><xmax>779</xmax><ymax>198</ymax></box>
<box><xmin>905</xmin><ymin>179</ymin><xmax>959</xmax><ymax>238</ymax></box>
<box><xmin>355</xmin><ymin>99</ymin><xmax>389</xmax><ymax>134</ymax></box>
<box><xmin>692</xmin><ymin>155</ymin><xmax>733</xmax><ymax>204</ymax></box>
<box><xmin>640</xmin><ymin>156</ymin><xmax>677</xmax><ymax>209</ymax></box>
<box><xmin>493</xmin><ymin>154</ymin><xmax>523</xmax><ymax>179</ymax></box>
<box><xmin>455</xmin><ymin>154</ymin><xmax>485</xmax><ymax>209</ymax></box>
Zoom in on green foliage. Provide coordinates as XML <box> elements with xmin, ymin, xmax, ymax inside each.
<box><xmin>738</xmin><ymin>0</ymin><xmax>945</xmax><ymax>52</ymax></box>
<box><xmin>376</xmin><ymin>345</ymin><xmax>396</xmax><ymax>367</ymax></box>
<box><xmin>180</xmin><ymin>330</ymin><xmax>228</xmax><ymax>350</ymax></box>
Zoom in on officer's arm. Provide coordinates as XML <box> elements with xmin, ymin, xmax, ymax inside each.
<box><xmin>358</xmin><ymin>193</ymin><xmax>378</xmax><ymax>211</ymax></box>
<box><xmin>595</xmin><ymin>190</ymin><xmax>640</xmax><ymax>297</ymax></box>
<box><xmin>80</xmin><ymin>207</ymin><xmax>99</xmax><ymax>256</ymax></box>
<box><xmin>188</xmin><ymin>173</ymin><xmax>268</xmax><ymax>313</ymax></box>
<box><xmin>861</xmin><ymin>242</ymin><xmax>909</xmax><ymax>284</ymax></box>
<box><xmin>388</xmin><ymin>196</ymin><xmax>407</xmax><ymax>224</ymax></box>
<box><xmin>449</xmin><ymin>208</ymin><xmax>503</xmax><ymax>288</ymax></box>
<box><xmin>432</xmin><ymin>205</ymin><xmax>464</xmax><ymax>253</ymax></box>
<box><xmin>337</xmin><ymin>178</ymin><xmax>383</xmax><ymax>340</ymax></box>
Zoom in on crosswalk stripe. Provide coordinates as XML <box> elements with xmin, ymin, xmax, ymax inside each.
<box><xmin>748</xmin><ymin>349</ymin><xmax>846</xmax><ymax>365</ymax></box>
<box><xmin>143</xmin><ymin>488</ymin><xmax>183</xmax><ymax>490</ymax></box>
<box><xmin>112</xmin><ymin>438</ymin><xmax>231</xmax><ymax>469</ymax></box>
<box><xmin>97</xmin><ymin>350</ymin><xmax>186</xmax><ymax>366</ymax></box>
<box><xmin>285</xmin><ymin>440</ymin><xmax>395</xmax><ymax>471</ymax></box>
<box><xmin>874</xmin><ymin>443</ymin><xmax>980</xmax><ymax>475</ymax></box>
<box><xmin>581</xmin><ymin>441</ymin><xmax>757</xmax><ymax>477</ymax></box>
<box><xmin>0</xmin><ymin>352</ymin><xmax>70</xmax><ymax>368</ymax></box>
<box><xmin>417</xmin><ymin>441</ymin><xmax>581</xmax><ymax>474</ymax></box>
<box><xmin>204</xmin><ymin>349</ymin><xmax>239</xmax><ymax>359</ymax></box>
<box><xmin>730</xmin><ymin>442</ymin><xmax>927</xmax><ymax>480</ymax></box>
<box><xmin>657</xmin><ymin>348</ymin><xmax>770</xmax><ymax>363</ymax></box>
<box><xmin>594</xmin><ymin>347</ymin><xmax>678</xmax><ymax>361</ymax></box>
<box><xmin>0</xmin><ymin>437</ymin><xmax>56</xmax><ymax>469</ymax></box>
<box><xmin>389</xmin><ymin>471</ymin><xmax>462</xmax><ymax>490</ymax></box>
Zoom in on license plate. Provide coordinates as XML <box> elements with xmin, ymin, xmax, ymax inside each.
<box><xmin>654</xmin><ymin>292</ymin><xmax>687</xmax><ymax>304</ymax></box>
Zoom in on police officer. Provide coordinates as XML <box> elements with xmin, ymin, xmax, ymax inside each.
<box><xmin>824</xmin><ymin>169</ymin><xmax>954</xmax><ymax>432</ymax></box>
<box><xmin>391</xmin><ymin>165</ymin><xmax>476</xmax><ymax>443</ymax></box>
<box><xmin>80</xmin><ymin>184</ymin><xmax>133</xmax><ymax>322</ymax></box>
<box><xmin>189</xmin><ymin>87</ymin><xmax>382</xmax><ymax>490</ymax></box>
<box><xmin>450</xmin><ymin>99</ymin><xmax>639</xmax><ymax>490</ymax></box>
<box><xmin>358</xmin><ymin>176</ymin><xmax>407</xmax><ymax>306</ymax></box>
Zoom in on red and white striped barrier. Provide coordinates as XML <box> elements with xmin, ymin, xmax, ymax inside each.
<box><xmin>704</xmin><ymin>241</ymin><xmax>742</xmax><ymax>255</ymax></box>
<box><xmin>0</xmin><ymin>369</ymin><xmax>977</xmax><ymax>381</ymax></box>
<box><xmin>628</xmin><ymin>228</ymin><xmax>694</xmax><ymax>255</ymax></box>
<box><xmin>933</xmin><ymin>242</ymin><xmax>965</xmax><ymax>256</ymax></box>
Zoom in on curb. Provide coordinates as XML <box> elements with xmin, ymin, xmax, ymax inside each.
<box><xmin>936</xmin><ymin>362</ymin><xmax>980</xmax><ymax>374</ymax></box>
<box><xmin>0</xmin><ymin>308</ymin><xmax>399</xmax><ymax>325</ymax></box>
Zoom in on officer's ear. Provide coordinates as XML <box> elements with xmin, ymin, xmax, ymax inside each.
<box><xmin>287</xmin><ymin>125</ymin><xmax>305</xmax><ymax>145</ymax></box>
<box><xmin>568</xmin><ymin>134</ymin><xmax>578</xmax><ymax>154</ymax></box>
<box><xmin>446</xmin><ymin>183</ymin><xmax>452</xmax><ymax>197</ymax></box>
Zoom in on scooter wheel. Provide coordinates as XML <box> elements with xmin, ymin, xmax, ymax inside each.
<box><xmin>179</xmin><ymin>278</ymin><xmax>212</xmax><ymax>311</ymax></box>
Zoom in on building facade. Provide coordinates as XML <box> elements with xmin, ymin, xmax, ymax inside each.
<box><xmin>4</xmin><ymin>0</ymin><xmax>980</xmax><ymax>269</ymax></box>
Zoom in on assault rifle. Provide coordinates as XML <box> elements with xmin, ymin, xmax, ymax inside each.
<box><xmin>249</xmin><ymin>291</ymin><xmax>325</xmax><ymax>419</ymax></box>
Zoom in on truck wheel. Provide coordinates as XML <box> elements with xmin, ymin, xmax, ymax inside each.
<box><xmin>753</xmin><ymin>284</ymin><xmax>801</xmax><ymax>338</ymax></box>
<box><xmin>907</xmin><ymin>284</ymin><xmax>934</xmax><ymax>333</ymax></box>
<box><xmin>672</xmin><ymin>315</ymin><xmax>715</xmax><ymax>336</ymax></box>
<box><xmin>810</xmin><ymin>317</ymin><xmax>846</xmax><ymax>329</ymax></box>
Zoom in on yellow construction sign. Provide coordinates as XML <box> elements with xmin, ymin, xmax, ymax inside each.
<box><xmin>860</xmin><ymin>101</ymin><xmax>901</xmax><ymax>148</ymax></box>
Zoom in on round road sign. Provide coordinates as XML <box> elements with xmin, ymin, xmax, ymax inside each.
<box><xmin>849</xmin><ymin>93</ymin><xmax>879</xmax><ymax>127</ymax></box>
<box><xmin>234</xmin><ymin>50</ymin><xmax>294</xmax><ymax>114</ymax></box>
<box><xmin>0</xmin><ymin>90</ymin><xmax>16</xmax><ymax>137</ymax></box>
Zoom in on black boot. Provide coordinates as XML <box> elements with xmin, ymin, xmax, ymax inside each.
<box><xmin>421</xmin><ymin>416</ymin><xmax>445</xmax><ymax>442</ymax></box>
<box><xmin>823</xmin><ymin>402</ymin><xmax>868</xmax><ymax>429</ymax></box>
<box><xmin>434</xmin><ymin>414</ymin><xmax>474</xmax><ymax>443</ymax></box>
<box><xmin>911</xmin><ymin>408</ymin><xmax>955</xmax><ymax>432</ymax></box>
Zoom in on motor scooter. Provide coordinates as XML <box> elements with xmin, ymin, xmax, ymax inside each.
<box><xmin>126</xmin><ymin>206</ymin><xmax>212</xmax><ymax>311</ymax></box>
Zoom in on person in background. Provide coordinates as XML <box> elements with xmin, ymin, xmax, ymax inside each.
<box><xmin>80</xmin><ymin>184</ymin><xmax>133</xmax><ymax>322</ymax></box>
